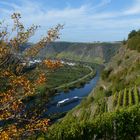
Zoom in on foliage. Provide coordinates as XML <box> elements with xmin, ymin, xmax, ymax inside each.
<box><xmin>46</xmin><ymin>105</ymin><xmax>140</xmax><ymax>140</ymax></box>
<box><xmin>0</xmin><ymin>13</ymin><xmax>63</xmax><ymax>139</ymax></box>
<box><xmin>101</xmin><ymin>67</ymin><xmax>113</xmax><ymax>80</ymax></box>
<box><xmin>117</xmin><ymin>59</ymin><xmax>122</xmax><ymax>66</ymax></box>
<box><xmin>127</xmin><ymin>29</ymin><xmax>140</xmax><ymax>52</ymax></box>
<box><xmin>45</xmin><ymin>33</ymin><xmax>140</xmax><ymax>140</ymax></box>
<box><xmin>134</xmin><ymin>85</ymin><xmax>139</xmax><ymax>105</ymax></box>
<box><xmin>128</xmin><ymin>30</ymin><xmax>137</xmax><ymax>39</ymax></box>
<box><xmin>113</xmin><ymin>86</ymin><xmax>140</xmax><ymax>109</ymax></box>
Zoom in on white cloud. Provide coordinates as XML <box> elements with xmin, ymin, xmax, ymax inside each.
<box><xmin>94</xmin><ymin>0</ymin><xmax>112</xmax><ymax>9</ymax></box>
<box><xmin>0</xmin><ymin>0</ymin><xmax>140</xmax><ymax>42</ymax></box>
<box><xmin>124</xmin><ymin>0</ymin><xmax>140</xmax><ymax>15</ymax></box>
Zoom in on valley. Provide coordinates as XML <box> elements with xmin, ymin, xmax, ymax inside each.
<box><xmin>44</xmin><ymin>30</ymin><xmax>140</xmax><ymax>140</ymax></box>
<box><xmin>1</xmin><ymin>6</ymin><xmax>140</xmax><ymax>139</ymax></box>
<box><xmin>25</xmin><ymin>61</ymin><xmax>96</xmax><ymax>92</ymax></box>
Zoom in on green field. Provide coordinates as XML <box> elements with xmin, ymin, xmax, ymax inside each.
<box><xmin>46</xmin><ymin>65</ymin><xmax>92</xmax><ymax>89</ymax></box>
<box><xmin>25</xmin><ymin>63</ymin><xmax>95</xmax><ymax>93</ymax></box>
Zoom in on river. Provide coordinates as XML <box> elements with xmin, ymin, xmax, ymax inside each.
<box><xmin>43</xmin><ymin>69</ymin><xmax>100</xmax><ymax>116</ymax></box>
<box><xmin>0</xmin><ymin>68</ymin><xmax>100</xmax><ymax>127</ymax></box>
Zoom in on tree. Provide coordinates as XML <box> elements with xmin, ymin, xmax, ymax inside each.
<box><xmin>122</xmin><ymin>39</ymin><xmax>127</xmax><ymax>45</ymax></box>
<box><xmin>128</xmin><ymin>30</ymin><xmax>137</xmax><ymax>39</ymax></box>
<box><xmin>0</xmin><ymin>13</ymin><xmax>63</xmax><ymax>139</ymax></box>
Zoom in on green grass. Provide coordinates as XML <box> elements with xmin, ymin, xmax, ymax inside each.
<box><xmin>25</xmin><ymin>64</ymin><xmax>95</xmax><ymax>92</ymax></box>
<box><xmin>46</xmin><ymin>65</ymin><xmax>94</xmax><ymax>89</ymax></box>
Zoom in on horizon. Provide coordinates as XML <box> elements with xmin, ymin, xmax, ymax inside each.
<box><xmin>0</xmin><ymin>0</ymin><xmax>140</xmax><ymax>42</ymax></box>
<box><xmin>27</xmin><ymin>40</ymin><xmax>122</xmax><ymax>44</ymax></box>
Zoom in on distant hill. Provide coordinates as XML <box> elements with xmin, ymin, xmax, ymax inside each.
<box><xmin>38</xmin><ymin>41</ymin><xmax>121</xmax><ymax>64</ymax></box>
<box><xmin>20</xmin><ymin>42</ymin><xmax>33</xmax><ymax>52</ymax></box>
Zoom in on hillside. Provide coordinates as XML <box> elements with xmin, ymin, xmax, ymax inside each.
<box><xmin>127</xmin><ymin>30</ymin><xmax>140</xmax><ymax>52</ymax></box>
<box><xmin>38</xmin><ymin>42</ymin><xmax>121</xmax><ymax>64</ymax></box>
<box><xmin>44</xmin><ymin>32</ymin><xmax>140</xmax><ymax>140</ymax></box>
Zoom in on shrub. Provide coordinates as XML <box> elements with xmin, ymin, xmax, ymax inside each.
<box><xmin>127</xmin><ymin>30</ymin><xmax>140</xmax><ymax>52</ymax></box>
<box><xmin>117</xmin><ymin>59</ymin><xmax>122</xmax><ymax>66</ymax></box>
<box><xmin>101</xmin><ymin>68</ymin><xmax>113</xmax><ymax>80</ymax></box>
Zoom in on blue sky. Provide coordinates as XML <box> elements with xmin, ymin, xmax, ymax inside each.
<box><xmin>0</xmin><ymin>0</ymin><xmax>140</xmax><ymax>42</ymax></box>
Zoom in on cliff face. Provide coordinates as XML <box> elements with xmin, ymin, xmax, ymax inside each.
<box><xmin>38</xmin><ymin>42</ymin><xmax>121</xmax><ymax>64</ymax></box>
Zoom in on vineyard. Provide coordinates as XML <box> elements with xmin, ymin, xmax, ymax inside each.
<box><xmin>44</xmin><ymin>28</ymin><xmax>140</xmax><ymax>139</ymax></box>
<box><xmin>113</xmin><ymin>86</ymin><xmax>140</xmax><ymax>108</ymax></box>
<box><xmin>1</xmin><ymin>3</ymin><xmax>140</xmax><ymax>139</ymax></box>
<box><xmin>46</xmin><ymin>105</ymin><xmax>140</xmax><ymax>140</ymax></box>
<box><xmin>0</xmin><ymin>13</ymin><xmax>64</xmax><ymax>139</ymax></box>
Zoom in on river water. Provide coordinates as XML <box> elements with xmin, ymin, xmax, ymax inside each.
<box><xmin>0</xmin><ymin>69</ymin><xmax>100</xmax><ymax>127</ymax></box>
<box><xmin>44</xmin><ymin>70</ymin><xmax>100</xmax><ymax>116</ymax></box>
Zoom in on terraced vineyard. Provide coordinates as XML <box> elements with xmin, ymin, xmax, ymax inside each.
<box><xmin>113</xmin><ymin>86</ymin><xmax>140</xmax><ymax>108</ymax></box>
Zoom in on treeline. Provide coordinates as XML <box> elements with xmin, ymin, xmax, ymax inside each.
<box><xmin>127</xmin><ymin>29</ymin><xmax>140</xmax><ymax>52</ymax></box>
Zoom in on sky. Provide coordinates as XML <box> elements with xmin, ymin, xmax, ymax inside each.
<box><xmin>0</xmin><ymin>0</ymin><xmax>140</xmax><ymax>42</ymax></box>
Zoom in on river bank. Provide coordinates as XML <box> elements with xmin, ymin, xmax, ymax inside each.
<box><xmin>42</xmin><ymin>68</ymin><xmax>100</xmax><ymax>121</ymax></box>
<box><xmin>0</xmin><ymin>64</ymin><xmax>99</xmax><ymax>128</ymax></box>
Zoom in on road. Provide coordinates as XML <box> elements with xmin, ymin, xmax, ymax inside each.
<box><xmin>54</xmin><ymin>65</ymin><xmax>95</xmax><ymax>90</ymax></box>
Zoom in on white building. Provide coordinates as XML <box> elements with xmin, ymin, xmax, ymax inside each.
<box><xmin>61</xmin><ymin>60</ymin><xmax>76</xmax><ymax>66</ymax></box>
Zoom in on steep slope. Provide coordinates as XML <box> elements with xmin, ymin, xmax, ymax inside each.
<box><xmin>46</xmin><ymin>46</ymin><xmax>140</xmax><ymax>121</ymax></box>
<box><xmin>39</xmin><ymin>42</ymin><xmax>120</xmax><ymax>64</ymax></box>
<box><xmin>127</xmin><ymin>29</ymin><xmax>140</xmax><ymax>52</ymax></box>
<box><xmin>45</xmin><ymin>33</ymin><xmax>140</xmax><ymax>140</ymax></box>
